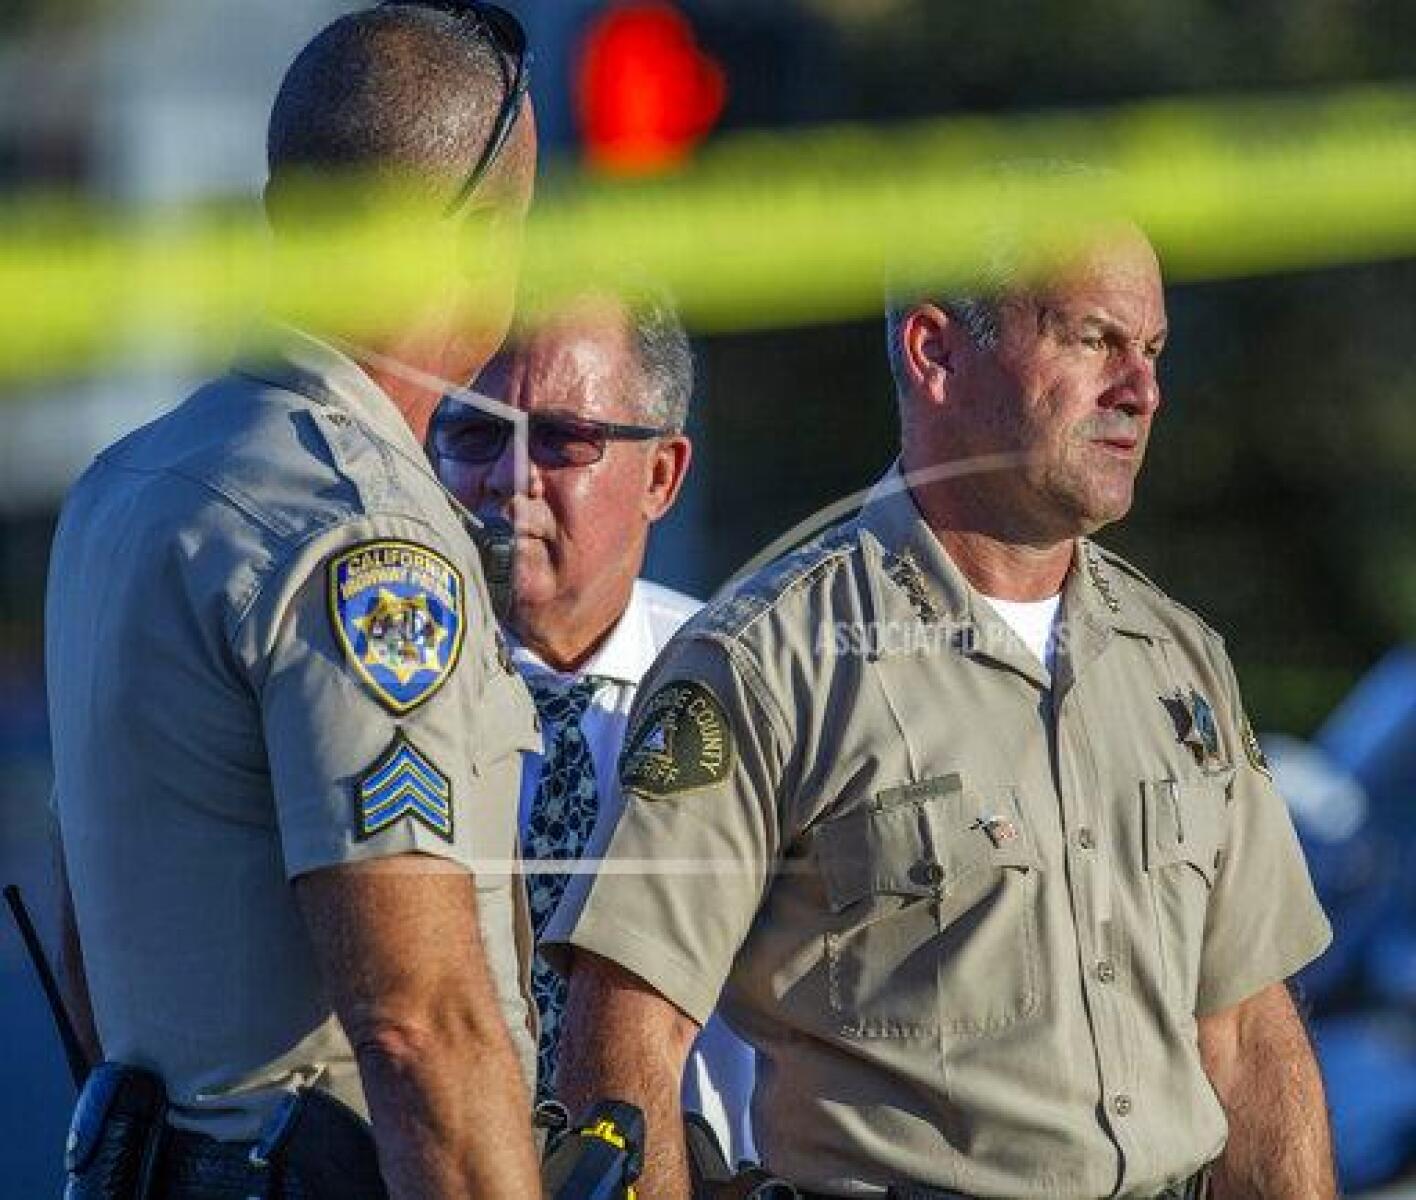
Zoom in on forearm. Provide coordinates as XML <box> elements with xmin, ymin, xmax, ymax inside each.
<box><xmin>357</xmin><ymin>1018</ymin><xmax>542</xmax><ymax>1200</ymax></box>
<box><xmin>1201</xmin><ymin>983</ymin><xmax>1336</xmax><ymax>1200</ymax></box>
<box><xmin>296</xmin><ymin>860</ymin><xmax>543</xmax><ymax>1200</ymax></box>
<box><xmin>557</xmin><ymin>953</ymin><xmax>696</xmax><ymax>1200</ymax></box>
<box><xmin>559</xmin><ymin>1043</ymin><xmax>690</xmax><ymax>1198</ymax></box>
<box><xmin>1208</xmin><ymin>1048</ymin><xmax>1333</xmax><ymax>1199</ymax></box>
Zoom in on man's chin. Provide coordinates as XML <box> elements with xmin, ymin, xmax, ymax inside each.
<box><xmin>1040</xmin><ymin>479</ymin><xmax>1136</xmax><ymax>540</ymax></box>
<box><xmin>1077</xmin><ymin>489</ymin><xmax>1135</xmax><ymax>536</ymax></box>
<box><xmin>507</xmin><ymin>563</ymin><xmax>557</xmax><ymax>618</ymax></box>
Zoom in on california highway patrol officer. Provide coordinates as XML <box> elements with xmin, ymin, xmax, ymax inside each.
<box><xmin>47</xmin><ymin>6</ymin><xmax>545</xmax><ymax>1198</ymax></box>
<box><xmin>547</xmin><ymin>218</ymin><xmax>1336</xmax><ymax>1198</ymax></box>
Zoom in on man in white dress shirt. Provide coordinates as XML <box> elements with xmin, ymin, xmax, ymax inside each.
<box><xmin>430</xmin><ymin>287</ymin><xmax>756</xmax><ymax>1163</ymax></box>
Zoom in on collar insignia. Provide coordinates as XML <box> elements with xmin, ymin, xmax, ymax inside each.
<box><xmin>883</xmin><ymin>549</ymin><xmax>941</xmax><ymax>624</ymax></box>
<box><xmin>1083</xmin><ymin>544</ymin><xmax>1121</xmax><ymax>613</ymax></box>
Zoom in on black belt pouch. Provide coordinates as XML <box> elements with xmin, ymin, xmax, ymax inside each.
<box><xmin>64</xmin><ymin>1062</ymin><xmax>168</xmax><ymax>1200</ymax></box>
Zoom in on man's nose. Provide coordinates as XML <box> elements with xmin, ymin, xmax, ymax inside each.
<box><xmin>483</xmin><ymin>437</ymin><xmax>519</xmax><ymax>497</ymax></box>
<box><xmin>1106</xmin><ymin>348</ymin><xmax>1161</xmax><ymax>417</ymax></box>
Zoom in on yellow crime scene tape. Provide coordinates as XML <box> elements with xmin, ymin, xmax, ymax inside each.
<box><xmin>2</xmin><ymin>83</ymin><xmax>1415</xmax><ymax>386</ymax></box>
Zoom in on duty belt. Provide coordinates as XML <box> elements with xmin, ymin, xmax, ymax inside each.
<box><xmin>797</xmin><ymin>1167</ymin><xmax>1211</xmax><ymax>1200</ymax></box>
<box><xmin>153</xmin><ymin>1091</ymin><xmax>388</xmax><ymax>1200</ymax></box>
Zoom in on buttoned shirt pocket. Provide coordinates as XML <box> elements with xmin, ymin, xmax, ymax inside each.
<box><xmin>813</xmin><ymin>774</ymin><xmax>1044</xmax><ymax>1039</ymax></box>
<box><xmin>1142</xmin><ymin>770</ymin><xmax>1232</xmax><ymax>1013</ymax></box>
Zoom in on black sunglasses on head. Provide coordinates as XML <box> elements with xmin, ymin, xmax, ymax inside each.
<box><xmin>381</xmin><ymin>0</ymin><xmax>531</xmax><ymax>216</ymax></box>
<box><xmin>431</xmin><ymin>409</ymin><xmax>674</xmax><ymax>469</ymax></box>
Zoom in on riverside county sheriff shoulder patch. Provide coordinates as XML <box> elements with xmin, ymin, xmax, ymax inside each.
<box><xmin>620</xmin><ymin>681</ymin><xmax>734</xmax><ymax>801</ymax></box>
<box><xmin>329</xmin><ymin>540</ymin><xmax>465</xmax><ymax>715</ymax></box>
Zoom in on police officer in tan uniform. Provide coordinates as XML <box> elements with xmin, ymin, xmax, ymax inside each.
<box><xmin>47</xmin><ymin>5</ymin><xmax>544</xmax><ymax>1197</ymax></box>
<box><xmin>546</xmin><ymin>219</ymin><xmax>1335</xmax><ymax>1198</ymax></box>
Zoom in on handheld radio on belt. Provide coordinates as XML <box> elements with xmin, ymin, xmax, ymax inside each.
<box><xmin>542</xmin><ymin>1100</ymin><xmax>647</xmax><ymax>1200</ymax></box>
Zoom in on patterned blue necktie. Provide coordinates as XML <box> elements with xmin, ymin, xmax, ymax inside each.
<box><xmin>525</xmin><ymin>674</ymin><xmax>604</xmax><ymax>1099</ymax></box>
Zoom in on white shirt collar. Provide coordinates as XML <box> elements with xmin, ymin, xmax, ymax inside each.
<box><xmin>508</xmin><ymin>579</ymin><xmax>661</xmax><ymax>686</ymax></box>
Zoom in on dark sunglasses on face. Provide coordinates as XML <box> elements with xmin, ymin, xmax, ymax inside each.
<box><xmin>380</xmin><ymin>0</ymin><xmax>532</xmax><ymax>217</ymax></box>
<box><xmin>431</xmin><ymin>410</ymin><xmax>674</xmax><ymax>469</ymax></box>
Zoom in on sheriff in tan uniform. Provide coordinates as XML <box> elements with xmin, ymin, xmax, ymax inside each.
<box><xmin>546</xmin><ymin>221</ymin><xmax>1333</xmax><ymax>1198</ymax></box>
<box><xmin>47</xmin><ymin>326</ymin><xmax>539</xmax><ymax>1140</ymax></box>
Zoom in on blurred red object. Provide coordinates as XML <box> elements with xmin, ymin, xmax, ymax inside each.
<box><xmin>575</xmin><ymin>1</ymin><xmax>728</xmax><ymax>175</ymax></box>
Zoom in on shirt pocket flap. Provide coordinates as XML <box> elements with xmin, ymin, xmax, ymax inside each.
<box><xmin>1143</xmin><ymin>770</ymin><xmax>1233</xmax><ymax>886</ymax></box>
<box><xmin>815</xmin><ymin>774</ymin><xmax>1040</xmax><ymax>913</ymax></box>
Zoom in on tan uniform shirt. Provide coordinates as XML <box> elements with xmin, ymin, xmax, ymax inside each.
<box><xmin>546</xmin><ymin>467</ymin><xmax>1331</xmax><ymax>1198</ymax></box>
<box><xmin>47</xmin><ymin>327</ymin><xmax>539</xmax><ymax>1139</ymax></box>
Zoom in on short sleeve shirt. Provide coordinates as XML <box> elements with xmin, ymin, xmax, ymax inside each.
<box><xmin>46</xmin><ymin>327</ymin><xmax>540</xmax><ymax>1139</ymax></box>
<box><xmin>545</xmin><ymin>467</ymin><xmax>1331</xmax><ymax>1197</ymax></box>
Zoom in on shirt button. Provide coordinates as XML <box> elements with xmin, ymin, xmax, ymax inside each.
<box><xmin>1095</xmin><ymin>960</ymin><xmax>1116</xmax><ymax>984</ymax></box>
<box><xmin>1077</xmin><ymin>827</ymin><xmax>1096</xmax><ymax>850</ymax></box>
<box><xmin>920</xmin><ymin>861</ymin><xmax>946</xmax><ymax>886</ymax></box>
<box><xmin>1113</xmin><ymin>1094</ymin><xmax>1133</xmax><ymax>1117</ymax></box>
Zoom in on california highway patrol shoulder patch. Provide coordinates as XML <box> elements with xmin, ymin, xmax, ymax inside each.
<box><xmin>620</xmin><ymin>680</ymin><xmax>734</xmax><ymax>801</ymax></box>
<box><xmin>356</xmin><ymin>734</ymin><xmax>453</xmax><ymax>842</ymax></box>
<box><xmin>329</xmin><ymin>540</ymin><xmax>465</xmax><ymax>714</ymax></box>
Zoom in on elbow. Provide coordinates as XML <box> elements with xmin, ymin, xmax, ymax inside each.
<box><xmin>349</xmin><ymin>1015</ymin><xmax>434</xmax><ymax>1069</ymax></box>
<box><xmin>346</xmin><ymin>1000</ymin><xmax>513</xmax><ymax>1071</ymax></box>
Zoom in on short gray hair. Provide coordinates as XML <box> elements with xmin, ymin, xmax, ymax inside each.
<box><xmin>884</xmin><ymin>161</ymin><xmax>1121</xmax><ymax>398</ymax></box>
<box><xmin>510</xmin><ymin>283</ymin><xmax>694</xmax><ymax>431</ymax></box>
<box><xmin>885</xmin><ymin>294</ymin><xmax>1003</xmax><ymax>395</ymax></box>
<box><xmin>623</xmin><ymin>286</ymin><xmax>694</xmax><ymax>433</ymax></box>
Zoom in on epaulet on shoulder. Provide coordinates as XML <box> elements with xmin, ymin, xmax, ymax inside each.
<box><xmin>1091</xmin><ymin>542</ymin><xmax>1224</xmax><ymax>645</ymax></box>
<box><xmin>690</xmin><ymin>521</ymin><xmax>861</xmax><ymax>642</ymax></box>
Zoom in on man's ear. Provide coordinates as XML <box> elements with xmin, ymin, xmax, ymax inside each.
<box><xmin>901</xmin><ymin>304</ymin><xmax>958</xmax><ymax>409</ymax></box>
<box><xmin>644</xmin><ymin>435</ymin><xmax>693</xmax><ymax>523</ymax></box>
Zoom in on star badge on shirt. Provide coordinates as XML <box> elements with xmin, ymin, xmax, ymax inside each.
<box><xmin>1163</xmin><ymin>687</ymin><xmax>1224</xmax><ymax>770</ymax></box>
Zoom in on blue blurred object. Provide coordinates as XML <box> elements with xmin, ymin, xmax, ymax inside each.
<box><xmin>1314</xmin><ymin>1014</ymin><xmax>1416</xmax><ymax>1193</ymax></box>
<box><xmin>1267</xmin><ymin>645</ymin><xmax>1416</xmax><ymax>1190</ymax></box>
<box><xmin>1267</xmin><ymin>734</ymin><xmax>1396</xmax><ymax>1002</ymax></box>
<box><xmin>1318</xmin><ymin>647</ymin><xmax>1416</xmax><ymax>837</ymax></box>
<box><xmin>1318</xmin><ymin>646</ymin><xmax>1416</xmax><ymax>1012</ymax></box>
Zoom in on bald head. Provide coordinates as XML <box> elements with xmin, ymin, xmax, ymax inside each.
<box><xmin>265</xmin><ymin>3</ymin><xmax>532</xmax><ymax>225</ymax></box>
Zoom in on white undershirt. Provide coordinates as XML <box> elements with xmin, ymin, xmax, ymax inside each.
<box><xmin>984</xmin><ymin>593</ymin><xmax>1063</xmax><ymax>673</ymax></box>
